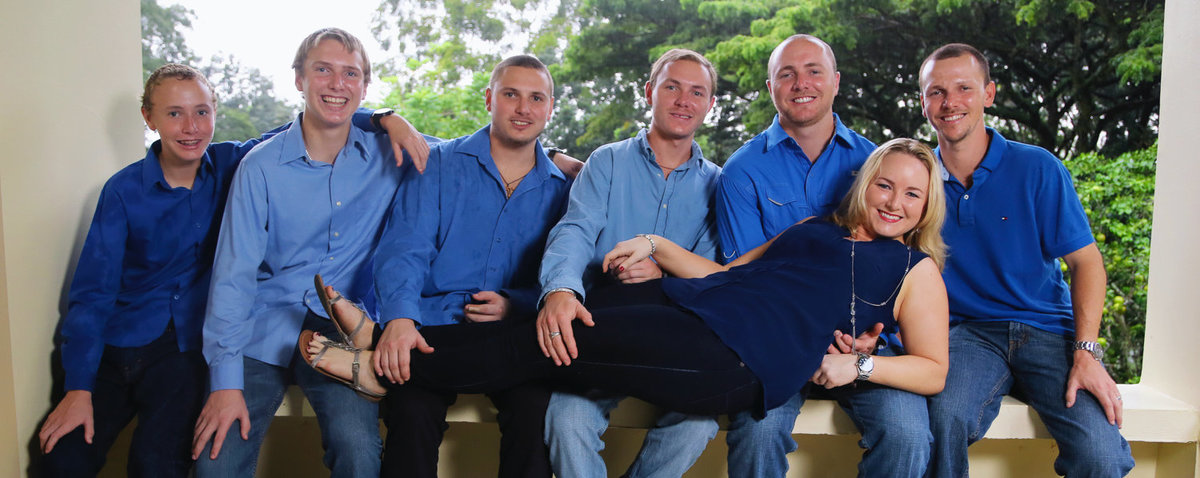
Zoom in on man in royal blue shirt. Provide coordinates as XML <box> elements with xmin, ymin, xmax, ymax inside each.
<box><xmin>536</xmin><ymin>49</ymin><xmax>722</xmax><ymax>478</ymax></box>
<box><xmin>919</xmin><ymin>43</ymin><xmax>1133</xmax><ymax>476</ymax></box>
<box><xmin>369</xmin><ymin>55</ymin><xmax>570</xmax><ymax>478</ymax></box>
<box><xmin>190</xmin><ymin>28</ymin><xmax>434</xmax><ymax>478</ymax></box>
<box><xmin>37</xmin><ymin>62</ymin><xmax>424</xmax><ymax>477</ymax></box>
<box><xmin>715</xmin><ymin>34</ymin><xmax>892</xmax><ymax>477</ymax></box>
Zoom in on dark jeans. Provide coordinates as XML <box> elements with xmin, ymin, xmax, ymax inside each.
<box><xmin>382</xmin><ymin>381</ymin><xmax>553</xmax><ymax>478</ymax></box>
<box><xmin>42</xmin><ymin>322</ymin><xmax>206</xmax><ymax>478</ymax></box>
<box><xmin>398</xmin><ymin>282</ymin><xmax>763</xmax><ymax>417</ymax></box>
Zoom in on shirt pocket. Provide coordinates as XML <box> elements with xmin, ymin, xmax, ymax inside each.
<box><xmin>762</xmin><ymin>187</ymin><xmax>811</xmax><ymax>233</ymax></box>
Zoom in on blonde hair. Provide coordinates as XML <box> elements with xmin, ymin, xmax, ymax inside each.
<box><xmin>141</xmin><ymin>63</ymin><xmax>216</xmax><ymax>112</ymax></box>
<box><xmin>292</xmin><ymin>27</ymin><xmax>371</xmax><ymax>85</ymax></box>
<box><xmin>833</xmin><ymin>138</ymin><xmax>947</xmax><ymax>269</ymax></box>
<box><xmin>649</xmin><ymin>48</ymin><xmax>717</xmax><ymax>95</ymax></box>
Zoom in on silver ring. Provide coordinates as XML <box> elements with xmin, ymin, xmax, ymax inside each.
<box><xmin>1116</xmin><ymin>396</ymin><xmax>1123</xmax><ymax>401</ymax></box>
<box><xmin>549</xmin><ymin>331</ymin><xmax>562</xmax><ymax>338</ymax></box>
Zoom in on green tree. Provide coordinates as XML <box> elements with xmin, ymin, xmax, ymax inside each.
<box><xmin>369</xmin><ymin>72</ymin><xmax>492</xmax><ymax>140</ymax></box>
<box><xmin>141</xmin><ymin>0</ymin><xmax>198</xmax><ymax>79</ymax></box>
<box><xmin>1066</xmin><ymin>144</ymin><xmax>1156</xmax><ymax>384</ymax></box>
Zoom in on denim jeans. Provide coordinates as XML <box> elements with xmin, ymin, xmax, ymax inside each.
<box><xmin>544</xmin><ymin>390</ymin><xmax>717</xmax><ymax>478</ymax></box>
<box><xmin>725</xmin><ymin>392</ymin><xmax>804</xmax><ymax>478</ymax></box>
<box><xmin>42</xmin><ymin>323</ymin><xmax>205</xmax><ymax>478</ymax></box>
<box><xmin>927</xmin><ymin>321</ymin><xmax>1134</xmax><ymax>477</ymax></box>
<box><xmin>825</xmin><ymin>343</ymin><xmax>931</xmax><ymax>477</ymax></box>
<box><xmin>194</xmin><ymin>312</ymin><xmax>382</xmax><ymax>478</ymax></box>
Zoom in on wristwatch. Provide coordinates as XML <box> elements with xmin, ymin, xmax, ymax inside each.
<box><xmin>1073</xmin><ymin>340</ymin><xmax>1105</xmax><ymax>361</ymax></box>
<box><xmin>547</xmin><ymin>147</ymin><xmax>565</xmax><ymax>160</ymax></box>
<box><xmin>370</xmin><ymin>108</ymin><xmax>395</xmax><ymax>130</ymax></box>
<box><xmin>855</xmin><ymin>352</ymin><xmax>874</xmax><ymax>381</ymax></box>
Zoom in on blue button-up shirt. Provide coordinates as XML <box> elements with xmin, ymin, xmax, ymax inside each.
<box><xmin>539</xmin><ymin>129</ymin><xmax>721</xmax><ymax>299</ymax></box>
<box><xmin>375</xmin><ymin>126</ymin><xmax>570</xmax><ymax>326</ymax></box>
<box><xmin>204</xmin><ymin>115</ymin><xmax>406</xmax><ymax>391</ymax></box>
<box><xmin>61</xmin><ymin>139</ymin><xmax>267</xmax><ymax>391</ymax></box>
<box><xmin>715</xmin><ymin>114</ymin><xmax>876</xmax><ymax>260</ymax></box>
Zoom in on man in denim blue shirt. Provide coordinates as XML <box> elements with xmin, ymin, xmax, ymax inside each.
<box><xmin>190</xmin><ymin>28</ymin><xmax>433</xmax><ymax>478</ymax></box>
<box><xmin>368</xmin><ymin>55</ymin><xmax>570</xmax><ymax>478</ymax></box>
<box><xmin>920</xmin><ymin>43</ymin><xmax>1132</xmax><ymax>477</ymax></box>
<box><xmin>536</xmin><ymin>49</ymin><xmax>722</xmax><ymax>478</ymax></box>
<box><xmin>714</xmin><ymin>35</ymin><xmax>892</xmax><ymax>477</ymax></box>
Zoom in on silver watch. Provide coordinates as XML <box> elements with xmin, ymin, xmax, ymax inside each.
<box><xmin>855</xmin><ymin>352</ymin><xmax>874</xmax><ymax>381</ymax></box>
<box><xmin>1073</xmin><ymin>340</ymin><xmax>1104</xmax><ymax>361</ymax></box>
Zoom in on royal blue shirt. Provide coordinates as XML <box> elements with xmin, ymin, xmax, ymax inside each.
<box><xmin>539</xmin><ymin>129</ymin><xmax>721</xmax><ymax>299</ymax></box>
<box><xmin>203</xmin><ymin>114</ymin><xmax>414</xmax><ymax>391</ymax></box>
<box><xmin>937</xmin><ymin>128</ymin><xmax>1095</xmax><ymax>336</ymax></box>
<box><xmin>60</xmin><ymin>138</ymin><xmax>268</xmax><ymax>392</ymax></box>
<box><xmin>716</xmin><ymin>114</ymin><xmax>876</xmax><ymax>261</ymax></box>
<box><xmin>374</xmin><ymin>126</ymin><xmax>570</xmax><ymax>326</ymax></box>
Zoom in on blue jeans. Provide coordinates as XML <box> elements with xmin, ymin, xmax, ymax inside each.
<box><xmin>195</xmin><ymin>313</ymin><xmax>382</xmax><ymax>478</ymax></box>
<box><xmin>726</xmin><ymin>393</ymin><xmax>804</xmax><ymax>478</ymax></box>
<box><xmin>824</xmin><ymin>343</ymin><xmax>931</xmax><ymax>477</ymax></box>
<box><xmin>927</xmin><ymin>321</ymin><xmax>1134</xmax><ymax>477</ymax></box>
<box><xmin>42</xmin><ymin>323</ymin><xmax>205</xmax><ymax>478</ymax></box>
<box><xmin>544</xmin><ymin>390</ymin><xmax>717</xmax><ymax>478</ymax></box>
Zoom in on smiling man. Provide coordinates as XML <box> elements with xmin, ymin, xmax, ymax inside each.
<box><xmin>919</xmin><ymin>43</ymin><xmax>1134</xmax><ymax>477</ymax></box>
<box><xmin>536</xmin><ymin>48</ymin><xmax>722</xmax><ymax>478</ymax></box>
<box><xmin>714</xmin><ymin>34</ymin><xmax>882</xmax><ymax>477</ymax></box>
<box><xmin>189</xmin><ymin>28</ymin><xmax>433</xmax><ymax>477</ymax></box>
<box><xmin>366</xmin><ymin>54</ymin><xmax>571</xmax><ymax>478</ymax></box>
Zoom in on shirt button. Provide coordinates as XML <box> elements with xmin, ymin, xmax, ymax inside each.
<box><xmin>661</xmin><ymin>204</ymin><xmax>667</xmax><ymax>209</ymax></box>
<box><xmin>495</xmin><ymin>238</ymin><xmax>501</xmax><ymax>243</ymax></box>
<box><xmin>173</xmin><ymin>294</ymin><xmax>180</xmax><ymax>300</ymax></box>
<box><xmin>334</xmin><ymin>232</ymin><xmax>340</xmax><ymax>237</ymax></box>
<box><xmin>194</xmin><ymin>223</ymin><xmax>201</xmax><ymax>228</ymax></box>
<box><xmin>329</xmin><ymin>257</ymin><xmax>335</xmax><ymax>261</ymax></box>
<box><xmin>963</xmin><ymin>194</ymin><xmax>970</xmax><ymax>200</ymax></box>
<box><xmin>336</xmin><ymin>201</ymin><xmax>342</xmax><ymax>206</ymax></box>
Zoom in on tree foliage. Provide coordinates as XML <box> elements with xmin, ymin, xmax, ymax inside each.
<box><xmin>369</xmin><ymin>72</ymin><xmax>492</xmax><ymax>140</ymax></box>
<box><xmin>140</xmin><ymin>0</ymin><xmax>296</xmax><ymax>142</ymax></box>
<box><xmin>1066</xmin><ymin>144</ymin><xmax>1156</xmax><ymax>384</ymax></box>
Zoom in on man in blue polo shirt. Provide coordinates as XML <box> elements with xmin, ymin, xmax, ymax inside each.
<box><xmin>369</xmin><ymin>55</ymin><xmax>570</xmax><ymax>478</ymax></box>
<box><xmin>536</xmin><ymin>49</ymin><xmax>722</xmax><ymax>478</ymax></box>
<box><xmin>715</xmin><ymin>34</ymin><xmax>888</xmax><ymax>477</ymax></box>
<box><xmin>190</xmin><ymin>28</ymin><xmax>434</xmax><ymax>477</ymax></box>
<box><xmin>919</xmin><ymin>43</ymin><xmax>1133</xmax><ymax>477</ymax></box>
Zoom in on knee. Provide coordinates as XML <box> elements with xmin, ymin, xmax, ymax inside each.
<box><xmin>544</xmin><ymin>396</ymin><xmax>609</xmax><ymax>445</ymax></box>
<box><xmin>1056</xmin><ymin>441</ymin><xmax>1134</xmax><ymax>477</ymax></box>
<box><xmin>726</xmin><ymin>411</ymin><xmax>797</xmax><ymax>454</ymax></box>
<box><xmin>864</xmin><ymin>424</ymin><xmax>932</xmax><ymax>457</ymax></box>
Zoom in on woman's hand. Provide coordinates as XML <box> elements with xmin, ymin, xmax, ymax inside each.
<box><xmin>811</xmin><ymin>353</ymin><xmax>859</xmax><ymax>389</ymax></box>
<box><xmin>602</xmin><ymin>235</ymin><xmax>656</xmax><ymax>274</ymax></box>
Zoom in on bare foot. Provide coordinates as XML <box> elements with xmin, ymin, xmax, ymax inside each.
<box><xmin>306</xmin><ymin>332</ymin><xmax>388</xmax><ymax>397</ymax></box>
<box><xmin>324</xmin><ymin>285</ymin><xmax>376</xmax><ymax>349</ymax></box>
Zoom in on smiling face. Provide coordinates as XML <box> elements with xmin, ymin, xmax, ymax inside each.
<box><xmin>141</xmin><ymin>77</ymin><xmax>216</xmax><ymax>166</ymax></box>
<box><xmin>919</xmin><ymin>53</ymin><xmax>995</xmax><ymax>147</ymax></box>
<box><xmin>645</xmin><ymin>59</ymin><xmax>715</xmax><ymax>141</ymax></box>
<box><xmin>767</xmin><ymin>36</ymin><xmax>840</xmax><ymax>133</ymax></box>
<box><xmin>857</xmin><ymin>152</ymin><xmax>931</xmax><ymax>241</ymax></box>
<box><xmin>295</xmin><ymin>38</ymin><xmax>366</xmax><ymax>131</ymax></box>
<box><xmin>485</xmin><ymin>65</ymin><xmax>555</xmax><ymax>149</ymax></box>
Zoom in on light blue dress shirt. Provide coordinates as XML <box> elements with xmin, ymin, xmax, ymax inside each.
<box><xmin>539</xmin><ymin>129</ymin><xmax>721</xmax><ymax>300</ymax></box>
<box><xmin>203</xmin><ymin>115</ymin><xmax>403</xmax><ymax>392</ymax></box>
<box><xmin>374</xmin><ymin>125</ymin><xmax>570</xmax><ymax>327</ymax></box>
<box><xmin>715</xmin><ymin>114</ymin><xmax>876</xmax><ymax>261</ymax></box>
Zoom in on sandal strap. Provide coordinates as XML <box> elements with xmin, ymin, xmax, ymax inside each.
<box><xmin>352</xmin><ymin>349</ymin><xmax>361</xmax><ymax>390</ymax></box>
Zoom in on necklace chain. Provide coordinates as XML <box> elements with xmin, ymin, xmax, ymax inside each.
<box><xmin>849</xmin><ymin>234</ymin><xmax>912</xmax><ymax>343</ymax></box>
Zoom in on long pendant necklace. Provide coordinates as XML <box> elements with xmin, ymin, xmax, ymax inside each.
<box><xmin>849</xmin><ymin>232</ymin><xmax>912</xmax><ymax>346</ymax></box>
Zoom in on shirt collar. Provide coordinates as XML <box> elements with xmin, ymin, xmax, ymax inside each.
<box><xmin>634</xmin><ymin>128</ymin><xmax>706</xmax><ymax>171</ymax></box>
<box><xmin>277</xmin><ymin>112</ymin><xmax>369</xmax><ymax>165</ymax></box>
<box><xmin>141</xmin><ymin>140</ymin><xmax>215</xmax><ymax>191</ymax></box>
<box><xmin>934</xmin><ymin>127</ymin><xmax>1006</xmax><ymax>181</ymax></box>
<box><xmin>762</xmin><ymin>113</ymin><xmax>855</xmax><ymax>155</ymax></box>
<box><xmin>462</xmin><ymin>124</ymin><xmax>567</xmax><ymax>184</ymax></box>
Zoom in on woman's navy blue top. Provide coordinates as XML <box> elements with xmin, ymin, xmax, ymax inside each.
<box><xmin>661</xmin><ymin>219</ymin><xmax>927</xmax><ymax>410</ymax></box>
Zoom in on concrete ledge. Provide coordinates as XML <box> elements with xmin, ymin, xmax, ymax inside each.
<box><xmin>276</xmin><ymin>383</ymin><xmax>1199</xmax><ymax>444</ymax></box>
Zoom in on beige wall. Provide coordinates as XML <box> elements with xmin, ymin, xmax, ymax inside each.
<box><xmin>0</xmin><ymin>0</ymin><xmax>145</xmax><ymax>474</ymax></box>
<box><xmin>1</xmin><ymin>0</ymin><xmax>1196</xmax><ymax>476</ymax></box>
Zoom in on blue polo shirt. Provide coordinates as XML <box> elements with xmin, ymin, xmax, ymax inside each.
<box><xmin>375</xmin><ymin>125</ymin><xmax>571</xmax><ymax>326</ymax></box>
<box><xmin>538</xmin><ymin>129</ymin><xmax>721</xmax><ymax>300</ymax></box>
<box><xmin>716</xmin><ymin>114</ymin><xmax>876</xmax><ymax>261</ymax></box>
<box><xmin>937</xmin><ymin>128</ymin><xmax>1095</xmax><ymax>336</ymax></box>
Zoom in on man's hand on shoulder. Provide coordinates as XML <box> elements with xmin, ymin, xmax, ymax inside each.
<box><xmin>375</xmin><ymin>318</ymin><xmax>435</xmax><ymax>384</ymax></box>
<box><xmin>1066</xmin><ymin>350</ymin><xmax>1123</xmax><ymax>427</ymax></box>
<box><xmin>536</xmin><ymin>290</ymin><xmax>593</xmax><ymax>366</ymax></box>
<box><xmin>551</xmin><ymin>152</ymin><xmax>584</xmax><ymax>179</ymax></box>
<box><xmin>465</xmin><ymin>291</ymin><xmax>510</xmax><ymax>322</ymax></box>
<box><xmin>38</xmin><ymin>390</ymin><xmax>93</xmax><ymax>454</ymax></box>
<box><xmin>191</xmin><ymin>389</ymin><xmax>250</xmax><ymax>460</ymax></box>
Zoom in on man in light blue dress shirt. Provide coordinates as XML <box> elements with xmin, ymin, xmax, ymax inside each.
<box><xmin>714</xmin><ymin>35</ymin><xmax>880</xmax><ymax>477</ymax></box>
<box><xmin>190</xmin><ymin>28</ymin><xmax>432</xmax><ymax>478</ymax></box>
<box><xmin>536</xmin><ymin>49</ymin><xmax>722</xmax><ymax>478</ymax></box>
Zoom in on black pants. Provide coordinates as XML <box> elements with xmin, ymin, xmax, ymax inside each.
<box><xmin>396</xmin><ymin>282</ymin><xmax>763</xmax><ymax>417</ymax></box>
<box><xmin>380</xmin><ymin>309</ymin><xmax>554</xmax><ymax>478</ymax></box>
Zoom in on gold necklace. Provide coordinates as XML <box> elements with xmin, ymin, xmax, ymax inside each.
<box><xmin>501</xmin><ymin>172</ymin><xmax>528</xmax><ymax>198</ymax></box>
